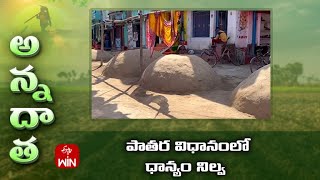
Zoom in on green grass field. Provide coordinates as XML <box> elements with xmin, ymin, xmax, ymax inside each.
<box><xmin>273</xmin><ymin>86</ymin><xmax>320</xmax><ymax>93</ymax></box>
<box><xmin>1</xmin><ymin>85</ymin><xmax>319</xmax><ymax>133</ymax></box>
<box><xmin>1</xmin><ymin>85</ymin><xmax>319</xmax><ymax>179</ymax></box>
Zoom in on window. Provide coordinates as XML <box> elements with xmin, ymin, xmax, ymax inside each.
<box><xmin>192</xmin><ymin>11</ymin><xmax>210</xmax><ymax>37</ymax></box>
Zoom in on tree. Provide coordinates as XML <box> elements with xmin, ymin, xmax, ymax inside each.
<box><xmin>273</xmin><ymin>62</ymin><xmax>304</xmax><ymax>86</ymax></box>
<box><xmin>72</xmin><ymin>70</ymin><xmax>77</xmax><ymax>81</ymax></box>
<box><xmin>57</xmin><ymin>71</ymin><xmax>68</xmax><ymax>79</ymax></box>
<box><xmin>285</xmin><ymin>62</ymin><xmax>303</xmax><ymax>85</ymax></box>
<box><xmin>273</xmin><ymin>64</ymin><xmax>282</xmax><ymax>85</ymax></box>
<box><xmin>57</xmin><ymin>70</ymin><xmax>89</xmax><ymax>84</ymax></box>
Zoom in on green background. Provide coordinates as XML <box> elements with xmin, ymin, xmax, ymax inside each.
<box><xmin>0</xmin><ymin>0</ymin><xmax>319</xmax><ymax>179</ymax></box>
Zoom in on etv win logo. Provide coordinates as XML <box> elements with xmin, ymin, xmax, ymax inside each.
<box><xmin>55</xmin><ymin>144</ymin><xmax>79</xmax><ymax>168</ymax></box>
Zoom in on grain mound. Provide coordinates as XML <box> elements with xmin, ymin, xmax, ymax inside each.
<box><xmin>92</xmin><ymin>49</ymin><xmax>114</xmax><ymax>62</ymax></box>
<box><xmin>103</xmin><ymin>49</ymin><xmax>163</xmax><ymax>78</ymax></box>
<box><xmin>140</xmin><ymin>54</ymin><xmax>221</xmax><ymax>93</ymax></box>
<box><xmin>230</xmin><ymin>65</ymin><xmax>271</xmax><ymax>119</ymax></box>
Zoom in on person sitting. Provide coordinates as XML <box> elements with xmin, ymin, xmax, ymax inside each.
<box><xmin>211</xmin><ymin>27</ymin><xmax>228</xmax><ymax>57</ymax></box>
<box><xmin>212</xmin><ymin>27</ymin><xmax>228</xmax><ymax>46</ymax></box>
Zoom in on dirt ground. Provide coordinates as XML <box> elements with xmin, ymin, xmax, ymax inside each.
<box><xmin>92</xmin><ymin>60</ymin><xmax>255</xmax><ymax>119</ymax></box>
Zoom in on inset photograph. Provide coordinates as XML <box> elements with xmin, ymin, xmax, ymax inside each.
<box><xmin>91</xmin><ymin>10</ymin><xmax>271</xmax><ymax>119</ymax></box>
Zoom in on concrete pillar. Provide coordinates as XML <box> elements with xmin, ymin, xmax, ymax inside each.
<box><xmin>187</xmin><ymin>11</ymin><xmax>192</xmax><ymax>42</ymax></box>
<box><xmin>251</xmin><ymin>11</ymin><xmax>257</xmax><ymax>55</ymax></box>
<box><xmin>256</xmin><ymin>13</ymin><xmax>262</xmax><ymax>46</ymax></box>
<box><xmin>227</xmin><ymin>10</ymin><xmax>237</xmax><ymax>44</ymax></box>
<box><xmin>247</xmin><ymin>11</ymin><xmax>253</xmax><ymax>45</ymax></box>
<box><xmin>210</xmin><ymin>11</ymin><xmax>215</xmax><ymax>38</ymax></box>
<box><xmin>100</xmin><ymin>23</ymin><xmax>104</xmax><ymax>50</ymax></box>
<box><xmin>142</xmin><ymin>20</ymin><xmax>146</xmax><ymax>47</ymax></box>
<box><xmin>124</xmin><ymin>24</ymin><xmax>128</xmax><ymax>47</ymax></box>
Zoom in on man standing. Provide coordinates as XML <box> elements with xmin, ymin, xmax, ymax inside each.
<box><xmin>37</xmin><ymin>6</ymin><xmax>51</xmax><ymax>32</ymax></box>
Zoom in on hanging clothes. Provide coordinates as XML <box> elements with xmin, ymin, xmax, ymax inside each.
<box><xmin>148</xmin><ymin>11</ymin><xmax>181</xmax><ymax>47</ymax></box>
<box><xmin>146</xmin><ymin>17</ymin><xmax>156</xmax><ymax>57</ymax></box>
<box><xmin>183</xmin><ymin>11</ymin><xmax>188</xmax><ymax>40</ymax></box>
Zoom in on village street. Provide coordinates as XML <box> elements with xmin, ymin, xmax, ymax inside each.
<box><xmin>92</xmin><ymin>60</ymin><xmax>255</xmax><ymax>119</ymax></box>
<box><xmin>91</xmin><ymin>10</ymin><xmax>270</xmax><ymax>119</ymax></box>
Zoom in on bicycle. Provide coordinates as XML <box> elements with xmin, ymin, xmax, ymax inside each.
<box><xmin>200</xmin><ymin>37</ymin><xmax>240</xmax><ymax>67</ymax></box>
<box><xmin>250</xmin><ymin>46</ymin><xmax>270</xmax><ymax>73</ymax></box>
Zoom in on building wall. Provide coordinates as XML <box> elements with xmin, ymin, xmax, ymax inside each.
<box><xmin>259</xmin><ymin>12</ymin><xmax>271</xmax><ymax>46</ymax></box>
<box><xmin>131</xmin><ymin>10</ymin><xmax>151</xmax><ymax>17</ymax></box>
<box><xmin>102</xmin><ymin>10</ymin><xmax>109</xmax><ymax>21</ymax></box>
<box><xmin>92</xmin><ymin>10</ymin><xmax>102</xmax><ymax>21</ymax></box>
<box><xmin>247</xmin><ymin>11</ymin><xmax>253</xmax><ymax>45</ymax></box>
<box><xmin>186</xmin><ymin>11</ymin><xmax>216</xmax><ymax>50</ymax></box>
<box><xmin>124</xmin><ymin>25</ymin><xmax>128</xmax><ymax>46</ymax></box>
<box><xmin>183</xmin><ymin>11</ymin><xmax>188</xmax><ymax>41</ymax></box>
<box><xmin>142</xmin><ymin>20</ymin><xmax>146</xmax><ymax>47</ymax></box>
<box><xmin>227</xmin><ymin>10</ymin><xmax>237</xmax><ymax>44</ymax></box>
<box><xmin>92</xmin><ymin>11</ymin><xmax>95</xmax><ymax>20</ymax></box>
<box><xmin>123</xmin><ymin>11</ymin><xmax>148</xmax><ymax>48</ymax></box>
<box><xmin>185</xmin><ymin>10</ymin><xmax>263</xmax><ymax>50</ymax></box>
<box><xmin>235</xmin><ymin>11</ymin><xmax>253</xmax><ymax>48</ymax></box>
<box><xmin>103</xmin><ymin>10</ymin><xmax>263</xmax><ymax>50</ymax></box>
<box><xmin>132</xmin><ymin>10</ymin><xmax>139</xmax><ymax>17</ymax></box>
<box><xmin>256</xmin><ymin>13</ymin><xmax>262</xmax><ymax>46</ymax></box>
<box><xmin>110</xmin><ymin>11</ymin><xmax>123</xmax><ymax>20</ymax></box>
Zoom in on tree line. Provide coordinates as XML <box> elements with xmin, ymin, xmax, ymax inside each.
<box><xmin>273</xmin><ymin>62</ymin><xmax>320</xmax><ymax>86</ymax></box>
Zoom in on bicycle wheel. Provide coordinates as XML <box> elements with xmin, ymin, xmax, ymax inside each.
<box><xmin>231</xmin><ymin>53</ymin><xmax>241</xmax><ymax>66</ymax></box>
<box><xmin>200</xmin><ymin>50</ymin><xmax>206</xmax><ymax>57</ymax></box>
<box><xmin>264</xmin><ymin>56</ymin><xmax>271</xmax><ymax>64</ymax></box>
<box><xmin>208</xmin><ymin>55</ymin><xmax>218</xmax><ymax>67</ymax></box>
<box><xmin>227</xmin><ymin>50</ymin><xmax>240</xmax><ymax>66</ymax></box>
<box><xmin>200</xmin><ymin>50</ymin><xmax>210</xmax><ymax>62</ymax></box>
<box><xmin>250</xmin><ymin>57</ymin><xmax>263</xmax><ymax>73</ymax></box>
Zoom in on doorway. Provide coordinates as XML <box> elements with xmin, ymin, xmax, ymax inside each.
<box><xmin>216</xmin><ymin>11</ymin><xmax>228</xmax><ymax>33</ymax></box>
<box><xmin>132</xmin><ymin>23</ymin><xmax>140</xmax><ymax>47</ymax></box>
<box><xmin>192</xmin><ymin>11</ymin><xmax>210</xmax><ymax>37</ymax></box>
<box><xmin>104</xmin><ymin>30</ymin><xmax>111</xmax><ymax>49</ymax></box>
<box><xmin>115</xmin><ymin>26</ymin><xmax>121</xmax><ymax>48</ymax></box>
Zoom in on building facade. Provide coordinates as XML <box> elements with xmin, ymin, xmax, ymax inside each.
<box><xmin>92</xmin><ymin>10</ymin><xmax>270</xmax><ymax>57</ymax></box>
<box><xmin>91</xmin><ymin>10</ymin><xmax>102</xmax><ymax>43</ymax></box>
<box><xmin>122</xmin><ymin>10</ymin><xmax>151</xmax><ymax>49</ymax></box>
<box><xmin>186</xmin><ymin>10</ymin><xmax>270</xmax><ymax>50</ymax></box>
<box><xmin>93</xmin><ymin>10</ymin><xmax>151</xmax><ymax>50</ymax></box>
